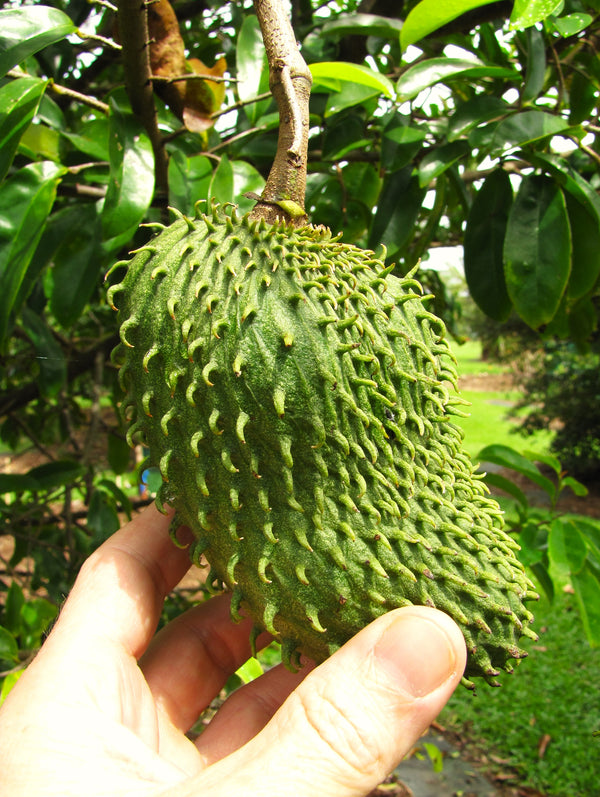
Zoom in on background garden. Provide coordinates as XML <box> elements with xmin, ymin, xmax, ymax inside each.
<box><xmin>0</xmin><ymin>0</ymin><xmax>599</xmax><ymax>794</ymax></box>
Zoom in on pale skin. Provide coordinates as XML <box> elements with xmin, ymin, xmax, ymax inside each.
<box><xmin>0</xmin><ymin>503</ymin><xmax>467</xmax><ymax>797</ymax></box>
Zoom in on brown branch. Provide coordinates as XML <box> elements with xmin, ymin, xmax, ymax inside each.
<box><xmin>116</xmin><ymin>0</ymin><xmax>169</xmax><ymax>213</ymax></box>
<box><xmin>250</xmin><ymin>0</ymin><xmax>312</xmax><ymax>225</ymax></box>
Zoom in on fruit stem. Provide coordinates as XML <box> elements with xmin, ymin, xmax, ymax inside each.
<box><xmin>250</xmin><ymin>0</ymin><xmax>312</xmax><ymax>226</ymax></box>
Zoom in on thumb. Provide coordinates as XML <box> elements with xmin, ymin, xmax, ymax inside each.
<box><xmin>185</xmin><ymin>605</ymin><xmax>467</xmax><ymax>797</ymax></box>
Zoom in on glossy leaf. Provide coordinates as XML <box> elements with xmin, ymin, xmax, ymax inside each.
<box><xmin>401</xmin><ymin>0</ymin><xmax>498</xmax><ymax>50</ymax></box>
<box><xmin>323</xmin><ymin>13</ymin><xmax>403</xmax><ymax>40</ymax></box>
<box><xmin>534</xmin><ymin>152</ymin><xmax>600</xmax><ymax>222</ymax></box>
<box><xmin>492</xmin><ymin>110</ymin><xmax>573</xmax><ymax>150</ymax></box>
<box><xmin>551</xmin><ymin>12</ymin><xmax>593</xmax><ymax>37</ymax></box>
<box><xmin>522</xmin><ymin>27</ymin><xmax>546</xmax><ymax>103</ymax></box>
<box><xmin>564</xmin><ymin>193</ymin><xmax>600</xmax><ymax>300</ymax></box>
<box><xmin>367</xmin><ymin>169</ymin><xmax>425</xmax><ymax>259</ymax></box>
<box><xmin>504</xmin><ymin>175</ymin><xmax>571</xmax><ymax>329</ymax></box>
<box><xmin>310</xmin><ymin>62</ymin><xmax>395</xmax><ymax>99</ymax></box>
<box><xmin>571</xmin><ymin>561</ymin><xmax>600</xmax><ymax>648</ymax></box>
<box><xmin>20</xmin><ymin>306</ymin><xmax>66</xmax><ymax>398</ymax></box>
<box><xmin>27</xmin><ymin>460</ymin><xmax>86</xmax><ymax>491</ymax></box>
<box><xmin>0</xmin><ymin>5</ymin><xmax>76</xmax><ymax>78</ymax></box>
<box><xmin>0</xmin><ymin>76</ymin><xmax>47</xmax><ymax>183</ymax></box>
<box><xmin>102</xmin><ymin>98</ymin><xmax>154</xmax><ymax>240</ymax></box>
<box><xmin>569</xmin><ymin>68</ymin><xmax>599</xmax><ymax>125</ymax></box>
<box><xmin>168</xmin><ymin>151</ymin><xmax>213</xmax><ymax>216</ymax></box>
<box><xmin>236</xmin><ymin>15</ymin><xmax>270</xmax><ymax>124</ymax></box>
<box><xmin>0</xmin><ymin>627</ymin><xmax>18</xmax><ymax>665</ymax></box>
<box><xmin>447</xmin><ymin>95</ymin><xmax>508</xmax><ymax>142</ymax></box>
<box><xmin>232</xmin><ymin>160</ymin><xmax>265</xmax><ymax>215</ymax></box>
<box><xmin>477</xmin><ymin>444</ymin><xmax>557</xmax><ymax>498</ymax></box>
<box><xmin>47</xmin><ymin>204</ymin><xmax>104</xmax><ymax>328</ymax></box>
<box><xmin>418</xmin><ymin>141</ymin><xmax>468</xmax><ymax>187</ymax></box>
<box><xmin>382</xmin><ymin>119</ymin><xmax>427</xmax><ymax>173</ymax></box>
<box><xmin>509</xmin><ymin>0</ymin><xmax>563</xmax><ymax>29</ymax></box>
<box><xmin>464</xmin><ymin>169</ymin><xmax>513</xmax><ymax>322</ymax></box>
<box><xmin>208</xmin><ymin>154</ymin><xmax>234</xmax><ymax>204</ymax></box>
<box><xmin>397</xmin><ymin>58</ymin><xmax>517</xmax><ymax>100</ymax></box>
<box><xmin>0</xmin><ymin>161</ymin><xmax>66</xmax><ymax>347</ymax></box>
<box><xmin>482</xmin><ymin>472</ymin><xmax>528</xmax><ymax>507</ymax></box>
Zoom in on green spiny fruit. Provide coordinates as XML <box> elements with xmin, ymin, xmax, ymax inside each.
<box><xmin>107</xmin><ymin>201</ymin><xmax>538</xmax><ymax>686</ymax></box>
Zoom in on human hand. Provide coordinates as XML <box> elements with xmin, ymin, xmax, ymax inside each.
<box><xmin>0</xmin><ymin>503</ymin><xmax>466</xmax><ymax>797</ymax></box>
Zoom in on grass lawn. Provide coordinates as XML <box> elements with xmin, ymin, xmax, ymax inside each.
<box><xmin>451</xmin><ymin>341</ymin><xmax>554</xmax><ymax>461</ymax></box>
<box><xmin>441</xmin><ymin>340</ymin><xmax>600</xmax><ymax>797</ymax></box>
<box><xmin>442</xmin><ymin>592</ymin><xmax>600</xmax><ymax>797</ymax></box>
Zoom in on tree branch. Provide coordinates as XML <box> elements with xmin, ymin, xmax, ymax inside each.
<box><xmin>250</xmin><ymin>0</ymin><xmax>312</xmax><ymax>225</ymax></box>
<box><xmin>116</xmin><ymin>0</ymin><xmax>169</xmax><ymax>212</ymax></box>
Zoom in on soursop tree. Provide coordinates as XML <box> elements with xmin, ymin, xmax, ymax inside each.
<box><xmin>0</xmin><ymin>0</ymin><xmax>599</xmax><ymax>690</ymax></box>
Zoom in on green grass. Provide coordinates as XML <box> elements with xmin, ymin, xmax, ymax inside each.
<box><xmin>442</xmin><ymin>592</ymin><xmax>600</xmax><ymax>797</ymax></box>
<box><xmin>451</xmin><ymin>341</ymin><xmax>554</xmax><ymax>460</ymax></box>
<box><xmin>443</xmin><ymin>341</ymin><xmax>599</xmax><ymax>796</ymax></box>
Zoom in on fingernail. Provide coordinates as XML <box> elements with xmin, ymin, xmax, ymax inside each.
<box><xmin>374</xmin><ymin>611</ymin><xmax>459</xmax><ymax>697</ymax></box>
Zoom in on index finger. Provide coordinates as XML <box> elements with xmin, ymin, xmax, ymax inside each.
<box><xmin>56</xmin><ymin>502</ymin><xmax>195</xmax><ymax>659</ymax></box>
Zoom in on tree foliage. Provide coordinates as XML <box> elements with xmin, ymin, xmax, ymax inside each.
<box><xmin>1</xmin><ymin>0</ymin><xmax>599</xmax><ymax>677</ymax></box>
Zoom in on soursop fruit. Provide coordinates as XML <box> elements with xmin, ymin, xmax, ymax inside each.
<box><xmin>107</xmin><ymin>201</ymin><xmax>537</xmax><ymax>685</ymax></box>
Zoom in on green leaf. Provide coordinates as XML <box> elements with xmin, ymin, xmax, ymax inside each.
<box><xmin>0</xmin><ymin>670</ymin><xmax>24</xmax><ymax>707</ymax></box>
<box><xmin>102</xmin><ymin>98</ymin><xmax>154</xmax><ymax>240</ymax></box>
<box><xmin>397</xmin><ymin>58</ymin><xmax>518</xmax><ymax>100</ymax></box>
<box><xmin>0</xmin><ymin>626</ymin><xmax>18</xmax><ymax>665</ymax></box>
<box><xmin>482</xmin><ymin>472</ymin><xmax>528</xmax><ymax>507</ymax></box>
<box><xmin>418</xmin><ymin>141</ymin><xmax>468</xmax><ymax>187</ymax></box>
<box><xmin>522</xmin><ymin>27</ymin><xmax>546</xmax><ymax>104</ymax></box>
<box><xmin>548</xmin><ymin>518</ymin><xmax>574</xmax><ymax>586</ymax></box>
<box><xmin>564</xmin><ymin>192</ymin><xmax>600</xmax><ymax>300</ymax></box>
<box><xmin>571</xmin><ymin>561</ymin><xmax>600</xmax><ymax>647</ymax></box>
<box><xmin>168</xmin><ymin>151</ymin><xmax>212</xmax><ymax>216</ymax></box>
<box><xmin>504</xmin><ymin>175</ymin><xmax>571</xmax><ymax>329</ymax></box>
<box><xmin>107</xmin><ymin>432</ymin><xmax>132</xmax><ymax>476</ymax></box>
<box><xmin>3</xmin><ymin>582</ymin><xmax>25</xmax><ymax>637</ymax></box>
<box><xmin>534</xmin><ymin>152</ymin><xmax>600</xmax><ymax>221</ymax></box>
<box><xmin>401</xmin><ymin>0</ymin><xmax>499</xmax><ymax>50</ymax></box>
<box><xmin>551</xmin><ymin>12</ymin><xmax>593</xmax><ymax>37</ymax></box>
<box><xmin>208</xmin><ymin>154</ymin><xmax>234</xmax><ymax>204</ymax></box>
<box><xmin>97</xmin><ymin>478</ymin><xmax>132</xmax><ymax>519</ymax></box>
<box><xmin>28</xmin><ymin>460</ymin><xmax>85</xmax><ymax>491</ymax></box>
<box><xmin>382</xmin><ymin>118</ymin><xmax>427</xmax><ymax>171</ymax></box>
<box><xmin>310</xmin><ymin>62</ymin><xmax>395</xmax><ymax>99</ymax></box>
<box><xmin>477</xmin><ymin>444</ymin><xmax>557</xmax><ymax>498</ymax></box>
<box><xmin>236</xmin><ymin>15</ymin><xmax>270</xmax><ymax>125</ymax></box>
<box><xmin>569</xmin><ymin>69</ymin><xmax>598</xmax><ymax>125</ymax></box>
<box><xmin>325</xmin><ymin>80</ymin><xmax>381</xmax><ymax>117</ymax></box>
<box><xmin>87</xmin><ymin>488</ymin><xmax>120</xmax><ymax>543</ymax></box>
<box><xmin>0</xmin><ymin>161</ymin><xmax>66</xmax><ymax>347</ymax></box>
<box><xmin>367</xmin><ymin>169</ymin><xmax>425</xmax><ymax>259</ymax></box>
<box><xmin>464</xmin><ymin>168</ymin><xmax>513</xmax><ymax>322</ymax></box>
<box><xmin>20</xmin><ymin>598</ymin><xmax>57</xmax><ymax>649</ymax></box>
<box><xmin>61</xmin><ymin>118</ymin><xmax>110</xmax><ymax>161</ymax></box>
<box><xmin>0</xmin><ymin>473</ymin><xmax>40</xmax><ymax>494</ymax></box>
<box><xmin>447</xmin><ymin>95</ymin><xmax>508</xmax><ymax>142</ymax></box>
<box><xmin>323</xmin><ymin>13</ymin><xmax>403</xmax><ymax>40</ymax></box>
<box><xmin>0</xmin><ymin>5</ymin><xmax>76</xmax><ymax>78</ymax></box>
<box><xmin>492</xmin><ymin>110</ymin><xmax>573</xmax><ymax>150</ymax></box>
<box><xmin>235</xmin><ymin>656</ymin><xmax>264</xmax><ymax>684</ymax></box>
<box><xmin>0</xmin><ymin>76</ymin><xmax>47</xmax><ymax>183</ymax></box>
<box><xmin>510</xmin><ymin>0</ymin><xmax>563</xmax><ymax>29</ymax></box>
<box><xmin>561</xmin><ymin>476</ymin><xmax>588</xmax><ymax>498</ymax></box>
<box><xmin>20</xmin><ymin>306</ymin><xmax>66</xmax><ymax>398</ymax></box>
<box><xmin>232</xmin><ymin>160</ymin><xmax>266</xmax><ymax>214</ymax></box>
<box><xmin>523</xmin><ymin>449</ymin><xmax>561</xmax><ymax>476</ymax></box>
<box><xmin>47</xmin><ymin>204</ymin><xmax>104</xmax><ymax>328</ymax></box>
